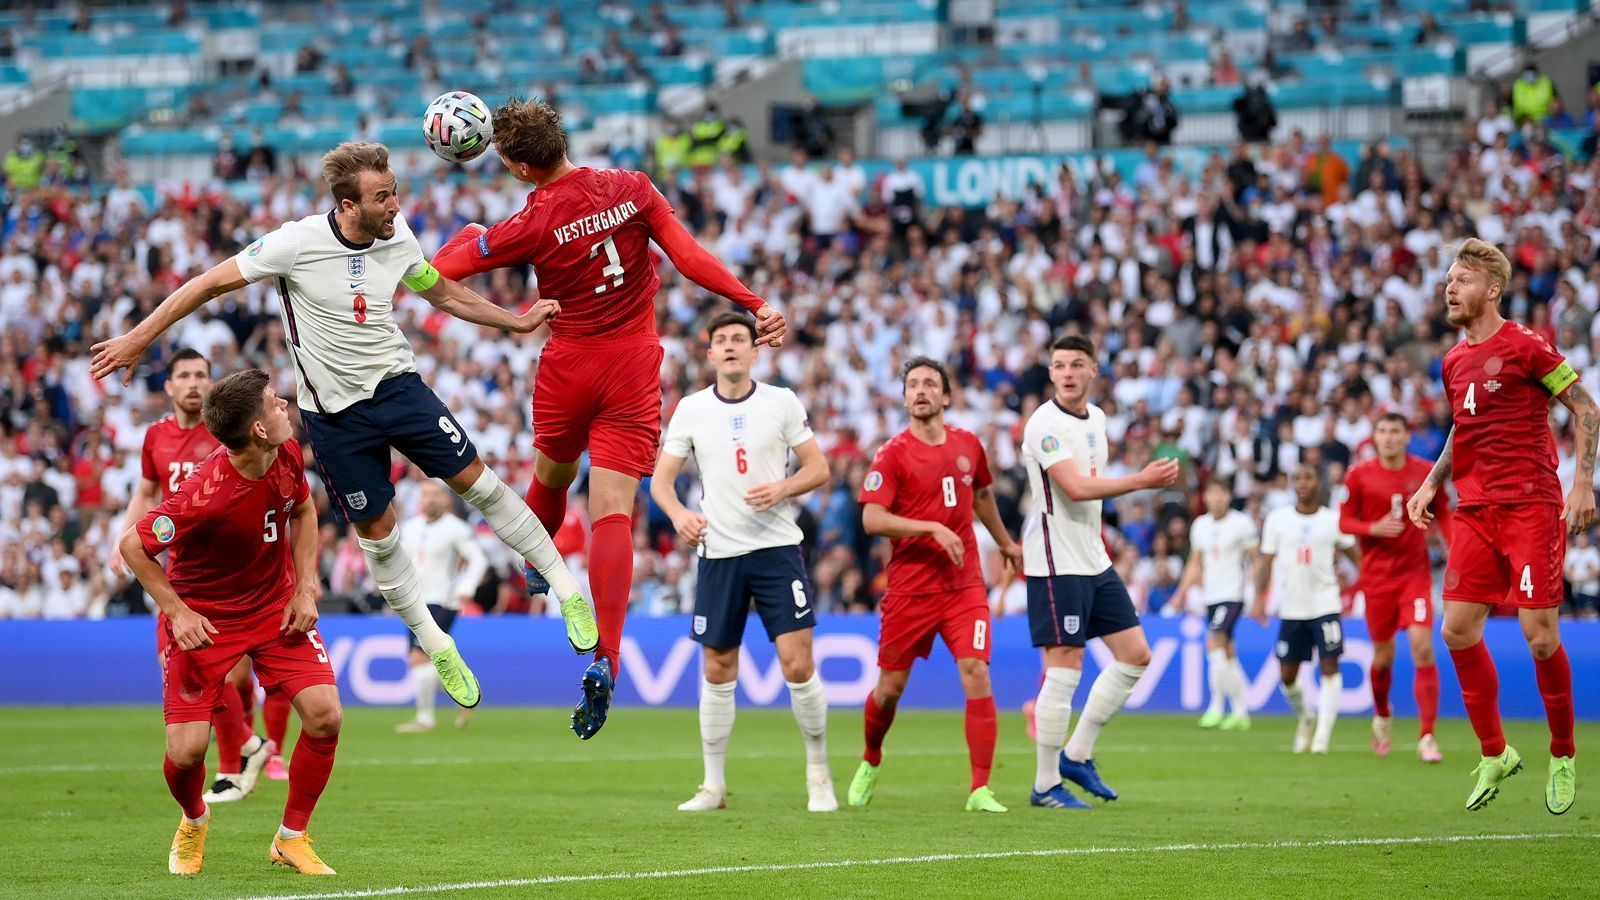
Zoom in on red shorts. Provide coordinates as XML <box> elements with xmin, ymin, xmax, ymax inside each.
<box><xmin>156</xmin><ymin>610</ymin><xmax>169</xmax><ymax>658</ymax></box>
<box><xmin>1362</xmin><ymin>574</ymin><xmax>1434</xmax><ymax>643</ymax></box>
<box><xmin>532</xmin><ymin>333</ymin><xmax>664</xmax><ymax>478</ymax></box>
<box><xmin>1444</xmin><ymin>504</ymin><xmax>1566</xmax><ymax>609</ymax></box>
<box><xmin>162</xmin><ymin>603</ymin><xmax>336</xmax><ymax>725</ymax></box>
<box><xmin>877</xmin><ymin>585</ymin><xmax>992</xmax><ymax>671</ymax></box>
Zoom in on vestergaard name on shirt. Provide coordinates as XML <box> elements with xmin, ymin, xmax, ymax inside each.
<box><xmin>553</xmin><ymin>201</ymin><xmax>640</xmax><ymax>246</ymax></box>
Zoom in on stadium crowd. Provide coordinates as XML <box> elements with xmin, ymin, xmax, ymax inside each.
<box><xmin>3</xmin><ymin>92</ymin><xmax>1600</xmax><ymax>624</ymax></box>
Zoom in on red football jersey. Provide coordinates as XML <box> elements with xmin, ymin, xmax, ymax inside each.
<box><xmin>140</xmin><ymin>416</ymin><xmax>220</xmax><ymax>500</ymax></box>
<box><xmin>137</xmin><ymin>439</ymin><xmax>311</xmax><ymax>618</ymax></box>
<box><xmin>1341</xmin><ymin>456</ymin><xmax>1450</xmax><ymax>586</ymax></box>
<box><xmin>432</xmin><ymin>168</ymin><xmax>765</xmax><ymax>340</ymax></box>
<box><xmin>859</xmin><ymin>427</ymin><xmax>993</xmax><ymax>596</ymax></box>
<box><xmin>1441</xmin><ymin>321</ymin><xmax>1576</xmax><ymax>508</ymax></box>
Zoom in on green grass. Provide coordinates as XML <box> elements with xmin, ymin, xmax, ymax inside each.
<box><xmin>2</xmin><ymin>706</ymin><xmax>1594</xmax><ymax>899</ymax></box>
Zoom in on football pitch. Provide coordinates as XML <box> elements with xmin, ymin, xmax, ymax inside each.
<box><xmin>3</xmin><ymin>706</ymin><xmax>1593</xmax><ymax>898</ymax></box>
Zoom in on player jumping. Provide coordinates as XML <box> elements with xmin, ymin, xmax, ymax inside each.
<box><xmin>431</xmin><ymin>99</ymin><xmax>786</xmax><ymax>739</ymax></box>
<box><xmin>1021</xmin><ymin>335</ymin><xmax>1179</xmax><ymax>809</ymax></box>
<box><xmin>1340</xmin><ymin>412</ymin><xmax>1452</xmax><ymax>762</ymax></box>
<box><xmin>1406</xmin><ymin>238</ymin><xmax>1593</xmax><ymax>814</ymax></box>
<box><xmin>120</xmin><ymin>370</ymin><xmax>340</xmax><ymax>876</ymax></box>
<box><xmin>848</xmin><ymin>357</ymin><xmax>1023</xmax><ymax>813</ymax></box>
<box><xmin>91</xmin><ymin>142</ymin><xmax>596</xmax><ymax>713</ymax></box>
<box><xmin>395</xmin><ymin>481</ymin><xmax>488</xmax><ymax>732</ymax></box>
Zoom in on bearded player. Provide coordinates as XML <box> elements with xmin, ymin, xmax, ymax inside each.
<box><xmin>1341</xmin><ymin>413</ymin><xmax>1452</xmax><ymax>763</ymax></box>
<box><xmin>846</xmin><ymin>357</ymin><xmax>1023</xmax><ymax>813</ymax></box>
<box><xmin>431</xmin><ymin>99</ymin><xmax>787</xmax><ymax>739</ymax></box>
<box><xmin>1407</xmin><ymin>238</ymin><xmax>1594</xmax><ymax>814</ymax></box>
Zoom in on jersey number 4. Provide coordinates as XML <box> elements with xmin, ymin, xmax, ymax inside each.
<box><xmin>589</xmin><ymin>236</ymin><xmax>626</xmax><ymax>294</ymax></box>
<box><xmin>1463</xmin><ymin>382</ymin><xmax>1478</xmax><ymax>415</ymax></box>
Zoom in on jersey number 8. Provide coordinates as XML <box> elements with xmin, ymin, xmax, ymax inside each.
<box><xmin>941</xmin><ymin>476</ymin><xmax>957</xmax><ymax>508</ymax></box>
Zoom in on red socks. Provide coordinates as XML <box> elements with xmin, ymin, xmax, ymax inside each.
<box><xmin>264</xmin><ymin>689</ymin><xmax>291</xmax><ymax>749</ymax></box>
<box><xmin>213</xmin><ymin>688</ymin><xmax>250</xmax><ymax>773</ymax></box>
<box><xmin>965</xmin><ymin>696</ymin><xmax>997</xmax><ymax>791</ymax></box>
<box><xmin>1449</xmin><ymin>640</ymin><xmax>1506</xmax><ymax>756</ymax></box>
<box><xmin>164</xmin><ymin>755</ymin><xmax>207</xmax><ymax>820</ymax></box>
<box><xmin>589</xmin><ymin>513</ymin><xmax>633</xmax><ymax>672</ymax></box>
<box><xmin>1370</xmin><ymin>665</ymin><xmax>1392</xmax><ymax>718</ymax></box>
<box><xmin>1534</xmin><ymin>645</ymin><xmax>1576</xmax><ymax>758</ymax></box>
<box><xmin>525</xmin><ymin>477</ymin><xmax>569</xmax><ymax>536</ymax></box>
<box><xmin>237</xmin><ymin>675</ymin><xmax>257</xmax><ymax>733</ymax></box>
<box><xmin>282</xmin><ymin>732</ymin><xmax>339</xmax><ymax>832</ymax></box>
<box><xmin>1414</xmin><ymin>663</ymin><xmax>1439</xmax><ymax>738</ymax></box>
<box><xmin>863</xmin><ymin>691</ymin><xmax>896</xmax><ymax>766</ymax></box>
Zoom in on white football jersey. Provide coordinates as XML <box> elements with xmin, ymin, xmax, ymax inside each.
<box><xmin>661</xmin><ymin>382</ymin><xmax>813</xmax><ymax>558</ymax></box>
<box><xmin>1021</xmin><ymin>399</ymin><xmax>1112</xmax><ymax>577</ymax></box>
<box><xmin>1190</xmin><ymin>509</ymin><xmax>1258</xmax><ymax>602</ymax></box>
<box><xmin>398</xmin><ymin>512</ymin><xmax>487</xmax><ymax>611</ymax></box>
<box><xmin>235</xmin><ymin>211</ymin><xmax>430</xmax><ymax>413</ymax></box>
<box><xmin>1260</xmin><ymin>505</ymin><xmax>1354</xmax><ymax>620</ymax></box>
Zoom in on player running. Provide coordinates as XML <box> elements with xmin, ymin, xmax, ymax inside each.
<box><xmin>1173</xmin><ymin>475</ymin><xmax>1258</xmax><ymax>732</ymax></box>
<box><xmin>1406</xmin><ymin>238</ymin><xmax>1593</xmax><ymax>814</ymax></box>
<box><xmin>395</xmin><ymin>481</ymin><xmax>488</xmax><ymax>733</ymax></box>
<box><xmin>110</xmin><ymin>349</ymin><xmax>273</xmax><ymax>802</ymax></box>
<box><xmin>651</xmin><ymin>312</ymin><xmax>835</xmax><ymax>812</ymax></box>
<box><xmin>847</xmin><ymin>357</ymin><xmax>1023</xmax><ymax>813</ymax></box>
<box><xmin>119</xmin><ymin>370</ymin><xmax>341</xmax><ymax>876</ymax></box>
<box><xmin>1021</xmin><ymin>335</ymin><xmax>1179</xmax><ymax>810</ymax></box>
<box><xmin>91</xmin><ymin>142</ymin><xmax>596</xmax><ymax>713</ymax></box>
<box><xmin>1253</xmin><ymin>465</ymin><xmax>1358</xmax><ymax>756</ymax></box>
<box><xmin>431</xmin><ymin>99</ymin><xmax>786</xmax><ymax>739</ymax></box>
<box><xmin>1340</xmin><ymin>413</ymin><xmax>1452</xmax><ymax>763</ymax></box>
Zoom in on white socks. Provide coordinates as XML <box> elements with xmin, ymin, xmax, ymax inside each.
<box><xmin>1064</xmin><ymin>662</ymin><xmax>1145</xmax><ymax>763</ymax></box>
<box><xmin>1206</xmin><ymin>648</ymin><xmax>1228</xmax><ymax>716</ymax></box>
<box><xmin>787</xmin><ymin>672</ymin><xmax>830</xmax><ymax>768</ymax></box>
<box><xmin>277</xmin><ymin>825</ymin><xmax>303</xmax><ymax>840</ymax></box>
<box><xmin>184</xmin><ymin>810</ymin><xmax>209</xmax><ymax>826</ymax></box>
<box><xmin>1281</xmin><ymin>680</ymin><xmax>1308</xmax><ymax>719</ymax></box>
<box><xmin>411</xmin><ymin>662</ymin><xmax>438</xmax><ymax>726</ymax></box>
<box><xmin>1034</xmin><ymin>667</ymin><xmax>1081</xmax><ymax>792</ymax></box>
<box><xmin>699</xmin><ymin>679</ymin><xmax>737</xmax><ymax>791</ymax></box>
<box><xmin>1314</xmin><ymin>671</ymin><xmax>1342</xmax><ymax>749</ymax></box>
<box><xmin>457</xmin><ymin>468</ymin><xmax>581</xmax><ymax>600</ymax></box>
<box><xmin>357</xmin><ymin>530</ymin><xmax>450</xmax><ymax>654</ymax></box>
<box><xmin>1229</xmin><ymin>656</ymin><xmax>1250</xmax><ymax>716</ymax></box>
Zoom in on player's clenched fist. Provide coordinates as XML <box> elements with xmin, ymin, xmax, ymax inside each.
<box><xmin>755</xmin><ymin>304</ymin><xmax>787</xmax><ymax>349</ymax></box>
<box><xmin>1139</xmin><ymin>458</ymin><xmax>1181</xmax><ymax>489</ymax></box>
<box><xmin>170</xmin><ymin>606</ymin><xmax>218</xmax><ymax>650</ymax></box>
<box><xmin>671</xmin><ymin>509</ymin><xmax>709</xmax><ymax>547</ymax></box>
<box><xmin>514</xmin><ymin>297</ymin><xmax>561</xmax><ymax>333</ymax></box>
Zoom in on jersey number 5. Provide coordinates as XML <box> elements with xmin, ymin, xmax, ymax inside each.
<box><xmin>589</xmin><ymin>235</ymin><xmax>626</xmax><ymax>294</ymax></box>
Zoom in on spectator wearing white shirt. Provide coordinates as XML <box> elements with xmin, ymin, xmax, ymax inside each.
<box><xmin>803</xmin><ymin>165</ymin><xmax>859</xmax><ymax>244</ymax></box>
<box><xmin>1565</xmin><ymin>531</ymin><xmax>1600</xmax><ymax>618</ymax></box>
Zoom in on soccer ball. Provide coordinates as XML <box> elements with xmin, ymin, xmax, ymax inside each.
<box><xmin>422</xmin><ymin>91</ymin><xmax>493</xmax><ymax>164</ymax></box>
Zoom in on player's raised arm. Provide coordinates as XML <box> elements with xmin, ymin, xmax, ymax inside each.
<box><xmin>413</xmin><ymin>265</ymin><xmax>560</xmax><ymax>334</ymax></box>
<box><xmin>640</xmin><ymin>182</ymin><xmax>787</xmax><ymax>348</ymax></box>
<box><xmin>89</xmin><ymin>258</ymin><xmax>250</xmax><ymax>384</ymax></box>
<box><xmin>1044</xmin><ymin>455</ymin><xmax>1178</xmax><ymax>503</ymax></box>
<box><xmin>1556</xmin><ymin>381</ymin><xmax>1600</xmax><ymax>533</ymax></box>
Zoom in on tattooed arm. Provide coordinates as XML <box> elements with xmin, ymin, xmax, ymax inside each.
<box><xmin>1558</xmin><ymin>383</ymin><xmax>1599</xmax><ymax>533</ymax></box>
<box><xmin>1406</xmin><ymin>427</ymin><xmax>1452</xmax><ymax>530</ymax></box>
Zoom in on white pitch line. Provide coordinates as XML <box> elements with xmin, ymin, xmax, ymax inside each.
<box><xmin>233</xmin><ymin>832</ymin><xmax>1599</xmax><ymax>900</ymax></box>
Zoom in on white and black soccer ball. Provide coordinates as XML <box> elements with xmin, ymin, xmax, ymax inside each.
<box><xmin>422</xmin><ymin>91</ymin><xmax>493</xmax><ymax>164</ymax></box>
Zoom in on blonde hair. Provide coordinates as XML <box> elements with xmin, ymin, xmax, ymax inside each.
<box><xmin>320</xmin><ymin>142</ymin><xmax>390</xmax><ymax>204</ymax></box>
<box><xmin>1452</xmin><ymin>237</ymin><xmax>1511</xmax><ymax>291</ymax></box>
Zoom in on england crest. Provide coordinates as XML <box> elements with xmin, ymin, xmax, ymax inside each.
<box><xmin>347</xmin><ymin>255</ymin><xmax>366</xmax><ymax>278</ymax></box>
<box><xmin>1064</xmin><ymin>615</ymin><xmax>1080</xmax><ymax>634</ymax></box>
<box><xmin>730</xmin><ymin>414</ymin><xmax>746</xmax><ymax>434</ymax></box>
<box><xmin>346</xmin><ymin>491</ymin><xmax>368</xmax><ymax>511</ymax></box>
<box><xmin>693</xmin><ymin>615</ymin><xmax>707</xmax><ymax>635</ymax></box>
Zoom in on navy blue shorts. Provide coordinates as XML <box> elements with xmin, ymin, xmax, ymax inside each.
<box><xmin>1026</xmin><ymin>568</ymin><xmax>1141</xmax><ymax>648</ymax></box>
<box><xmin>406</xmin><ymin>604</ymin><xmax>458</xmax><ymax>652</ymax></box>
<box><xmin>301</xmin><ymin>373</ymin><xmax>477</xmax><ymax>523</ymax></box>
<box><xmin>1206</xmin><ymin>601</ymin><xmax>1244</xmax><ymax>639</ymax></box>
<box><xmin>692</xmin><ymin>546</ymin><xmax>815</xmax><ymax>648</ymax></box>
<box><xmin>1276</xmin><ymin>614</ymin><xmax>1343</xmax><ymax>663</ymax></box>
